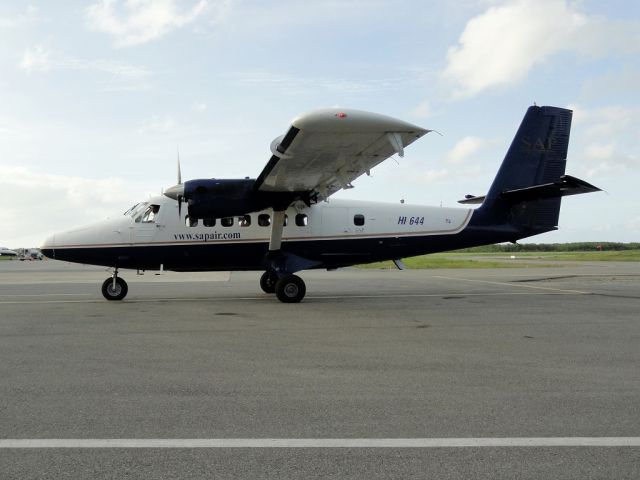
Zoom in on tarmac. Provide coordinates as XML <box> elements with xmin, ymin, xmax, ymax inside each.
<box><xmin>1</xmin><ymin>259</ymin><xmax>639</xmax><ymax>479</ymax></box>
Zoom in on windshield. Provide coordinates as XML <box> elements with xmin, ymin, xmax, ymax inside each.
<box><xmin>124</xmin><ymin>202</ymin><xmax>148</xmax><ymax>218</ymax></box>
<box><xmin>135</xmin><ymin>204</ymin><xmax>161</xmax><ymax>223</ymax></box>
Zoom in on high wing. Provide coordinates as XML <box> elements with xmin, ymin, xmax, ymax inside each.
<box><xmin>253</xmin><ymin>109</ymin><xmax>430</xmax><ymax>201</ymax></box>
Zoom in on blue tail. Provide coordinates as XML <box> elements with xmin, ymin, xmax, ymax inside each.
<box><xmin>474</xmin><ymin>105</ymin><xmax>599</xmax><ymax>236</ymax></box>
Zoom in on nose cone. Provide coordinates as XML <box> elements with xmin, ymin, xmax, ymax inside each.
<box><xmin>40</xmin><ymin>234</ymin><xmax>56</xmax><ymax>259</ymax></box>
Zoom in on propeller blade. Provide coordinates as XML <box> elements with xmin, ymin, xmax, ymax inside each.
<box><xmin>177</xmin><ymin>149</ymin><xmax>182</xmax><ymax>185</ymax></box>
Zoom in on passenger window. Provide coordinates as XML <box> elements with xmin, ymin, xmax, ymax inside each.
<box><xmin>221</xmin><ymin>217</ymin><xmax>234</xmax><ymax>227</ymax></box>
<box><xmin>295</xmin><ymin>214</ymin><xmax>308</xmax><ymax>227</ymax></box>
<box><xmin>353</xmin><ymin>214</ymin><xmax>365</xmax><ymax>226</ymax></box>
<box><xmin>203</xmin><ymin>218</ymin><xmax>216</xmax><ymax>227</ymax></box>
<box><xmin>239</xmin><ymin>215</ymin><xmax>251</xmax><ymax>227</ymax></box>
<box><xmin>186</xmin><ymin>215</ymin><xmax>198</xmax><ymax>227</ymax></box>
<box><xmin>258</xmin><ymin>214</ymin><xmax>271</xmax><ymax>227</ymax></box>
<box><xmin>283</xmin><ymin>214</ymin><xmax>288</xmax><ymax>227</ymax></box>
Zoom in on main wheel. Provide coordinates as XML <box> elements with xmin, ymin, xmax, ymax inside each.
<box><xmin>101</xmin><ymin>277</ymin><xmax>128</xmax><ymax>301</ymax></box>
<box><xmin>275</xmin><ymin>274</ymin><xmax>306</xmax><ymax>303</ymax></box>
<box><xmin>259</xmin><ymin>271</ymin><xmax>277</xmax><ymax>294</ymax></box>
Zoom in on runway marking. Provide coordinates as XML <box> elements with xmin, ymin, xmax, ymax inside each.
<box><xmin>1</xmin><ymin>438</ymin><xmax>639</xmax><ymax>449</ymax></box>
<box><xmin>0</xmin><ymin>293</ymin><xmax>92</xmax><ymax>297</ymax></box>
<box><xmin>432</xmin><ymin>275</ymin><xmax>591</xmax><ymax>295</ymax></box>
<box><xmin>0</xmin><ymin>291</ymin><xmax>587</xmax><ymax>305</ymax></box>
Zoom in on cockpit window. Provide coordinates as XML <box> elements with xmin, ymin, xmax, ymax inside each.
<box><xmin>125</xmin><ymin>202</ymin><xmax>148</xmax><ymax>218</ymax></box>
<box><xmin>136</xmin><ymin>204</ymin><xmax>160</xmax><ymax>223</ymax></box>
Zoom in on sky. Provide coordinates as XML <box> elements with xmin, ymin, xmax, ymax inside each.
<box><xmin>1</xmin><ymin>0</ymin><xmax>639</xmax><ymax>248</ymax></box>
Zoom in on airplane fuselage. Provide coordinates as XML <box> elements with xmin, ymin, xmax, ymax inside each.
<box><xmin>41</xmin><ymin>196</ymin><xmax>522</xmax><ymax>272</ymax></box>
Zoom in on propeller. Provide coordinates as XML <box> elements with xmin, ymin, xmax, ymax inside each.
<box><xmin>164</xmin><ymin>148</ymin><xmax>185</xmax><ymax>217</ymax></box>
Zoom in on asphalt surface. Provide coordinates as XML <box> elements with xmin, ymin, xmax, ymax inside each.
<box><xmin>1</xmin><ymin>259</ymin><xmax>639</xmax><ymax>479</ymax></box>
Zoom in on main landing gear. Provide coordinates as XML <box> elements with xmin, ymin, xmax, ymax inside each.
<box><xmin>101</xmin><ymin>268</ymin><xmax>128</xmax><ymax>301</ymax></box>
<box><xmin>257</xmin><ymin>208</ymin><xmax>307</xmax><ymax>304</ymax></box>
<box><xmin>259</xmin><ymin>271</ymin><xmax>277</xmax><ymax>293</ymax></box>
<box><xmin>260</xmin><ymin>206</ymin><xmax>311</xmax><ymax>304</ymax></box>
<box><xmin>260</xmin><ymin>271</ymin><xmax>306</xmax><ymax>303</ymax></box>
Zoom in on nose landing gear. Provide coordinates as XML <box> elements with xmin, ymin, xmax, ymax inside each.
<box><xmin>101</xmin><ymin>269</ymin><xmax>128</xmax><ymax>301</ymax></box>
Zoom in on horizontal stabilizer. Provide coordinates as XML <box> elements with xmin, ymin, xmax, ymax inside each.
<box><xmin>458</xmin><ymin>194</ymin><xmax>486</xmax><ymax>205</ymax></box>
<box><xmin>500</xmin><ymin>175</ymin><xmax>601</xmax><ymax>203</ymax></box>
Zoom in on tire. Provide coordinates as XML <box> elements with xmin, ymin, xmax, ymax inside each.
<box><xmin>275</xmin><ymin>274</ymin><xmax>306</xmax><ymax>303</ymax></box>
<box><xmin>101</xmin><ymin>277</ymin><xmax>128</xmax><ymax>301</ymax></box>
<box><xmin>260</xmin><ymin>271</ymin><xmax>277</xmax><ymax>294</ymax></box>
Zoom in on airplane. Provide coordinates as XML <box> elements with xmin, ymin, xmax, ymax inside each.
<box><xmin>0</xmin><ymin>247</ymin><xmax>19</xmax><ymax>257</ymax></box>
<box><xmin>40</xmin><ymin>105</ymin><xmax>600</xmax><ymax>303</ymax></box>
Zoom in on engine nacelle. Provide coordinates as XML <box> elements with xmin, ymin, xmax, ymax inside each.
<box><xmin>183</xmin><ymin>178</ymin><xmax>303</xmax><ymax>219</ymax></box>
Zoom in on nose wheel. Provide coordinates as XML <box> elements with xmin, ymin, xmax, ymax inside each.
<box><xmin>101</xmin><ymin>271</ymin><xmax>128</xmax><ymax>301</ymax></box>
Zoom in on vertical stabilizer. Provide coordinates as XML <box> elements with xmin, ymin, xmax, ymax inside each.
<box><xmin>479</xmin><ymin>106</ymin><xmax>572</xmax><ymax>230</ymax></box>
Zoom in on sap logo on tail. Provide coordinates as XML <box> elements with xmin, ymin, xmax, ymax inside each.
<box><xmin>521</xmin><ymin>136</ymin><xmax>553</xmax><ymax>151</ymax></box>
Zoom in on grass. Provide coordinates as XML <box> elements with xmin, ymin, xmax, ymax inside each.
<box><xmin>358</xmin><ymin>250</ymin><xmax>640</xmax><ymax>269</ymax></box>
<box><xmin>359</xmin><ymin>253</ymin><xmax>547</xmax><ymax>269</ymax></box>
<box><xmin>475</xmin><ymin>250</ymin><xmax>640</xmax><ymax>262</ymax></box>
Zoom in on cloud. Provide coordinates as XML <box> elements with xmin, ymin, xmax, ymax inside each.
<box><xmin>137</xmin><ymin>114</ymin><xmax>177</xmax><ymax>134</ymax></box>
<box><xmin>582</xmin><ymin>142</ymin><xmax>639</xmax><ymax>178</ymax></box>
<box><xmin>584</xmin><ymin>143</ymin><xmax>615</xmax><ymax>162</ymax></box>
<box><xmin>582</xmin><ymin>69</ymin><xmax>640</xmax><ymax>98</ymax></box>
<box><xmin>0</xmin><ymin>4</ymin><xmax>40</xmax><ymax>28</ymax></box>
<box><xmin>226</xmin><ymin>71</ymin><xmax>408</xmax><ymax>95</ymax></box>
<box><xmin>570</xmin><ymin>104</ymin><xmax>640</xmax><ymax>137</ymax></box>
<box><xmin>395</xmin><ymin>168</ymin><xmax>451</xmax><ymax>187</ymax></box>
<box><xmin>0</xmin><ymin>167</ymin><xmax>143</xmax><ymax>248</ymax></box>
<box><xmin>442</xmin><ymin>0</ymin><xmax>640</xmax><ymax>98</ymax></box>
<box><xmin>446</xmin><ymin>136</ymin><xmax>488</xmax><ymax>164</ymax></box>
<box><xmin>568</xmin><ymin>104</ymin><xmax>640</xmax><ymax>179</ymax></box>
<box><xmin>192</xmin><ymin>102</ymin><xmax>207</xmax><ymax>112</ymax></box>
<box><xmin>85</xmin><ymin>0</ymin><xmax>226</xmax><ymax>47</ymax></box>
<box><xmin>19</xmin><ymin>45</ymin><xmax>51</xmax><ymax>73</ymax></box>
<box><xmin>410</xmin><ymin>100</ymin><xmax>432</xmax><ymax>119</ymax></box>
<box><xmin>19</xmin><ymin>45</ymin><xmax>151</xmax><ymax>89</ymax></box>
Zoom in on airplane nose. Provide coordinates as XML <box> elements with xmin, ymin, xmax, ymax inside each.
<box><xmin>41</xmin><ymin>234</ymin><xmax>56</xmax><ymax>259</ymax></box>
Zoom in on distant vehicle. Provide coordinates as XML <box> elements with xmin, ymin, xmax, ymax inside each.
<box><xmin>0</xmin><ymin>247</ymin><xmax>18</xmax><ymax>257</ymax></box>
<box><xmin>41</xmin><ymin>106</ymin><xmax>600</xmax><ymax>303</ymax></box>
<box><xmin>18</xmin><ymin>249</ymin><xmax>44</xmax><ymax>261</ymax></box>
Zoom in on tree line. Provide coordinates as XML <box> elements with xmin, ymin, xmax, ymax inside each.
<box><xmin>459</xmin><ymin>242</ymin><xmax>640</xmax><ymax>253</ymax></box>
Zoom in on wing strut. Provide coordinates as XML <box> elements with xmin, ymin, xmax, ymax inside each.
<box><xmin>268</xmin><ymin>210</ymin><xmax>286</xmax><ymax>252</ymax></box>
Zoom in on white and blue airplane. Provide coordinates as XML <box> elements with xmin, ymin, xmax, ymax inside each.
<box><xmin>41</xmin><ymin>105</ymin><xmax>600</xmax><ymax>303</ymax></box>
<box><xmin>0</xmin><ymin>247</ymin><xmax>19</xmax><ymax>257</ymax></box>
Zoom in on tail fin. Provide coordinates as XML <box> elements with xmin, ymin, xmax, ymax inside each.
<box><xmin>477</xmin><ymin>105</ymin><xmax>598</xmax><ymax>233</ymax></box>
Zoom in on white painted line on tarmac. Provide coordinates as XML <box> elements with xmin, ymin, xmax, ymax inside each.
<box><xmin>308</xmin><ymin>292</ymin><xmax>586</xmax><ymax>299</ymax></box>
<box><xmin>432</xmin><ymin>275</ymin><xmax>591</xmax><ymax>295</ymax></box>
<box><xmin>0</xmin><ymin>293</ymin><xmax>92</xmax><ymax>297</ymax></box>
<box><xmin>1</xmin><ymin>438</ymin><xmax>639</xmax><ymax>449</ymax></box>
